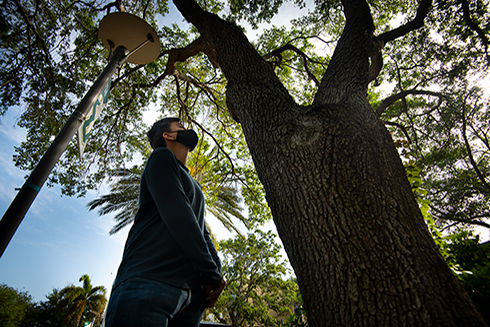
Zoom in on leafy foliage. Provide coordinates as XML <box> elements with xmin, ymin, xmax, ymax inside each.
<box><xmin>0</xmin><ymin>284</ymin><xmax>39</xmax><ymax>327</ymax></box>
<box><xmin>206</xmin><ymin>230</ymin><xmax>300</xmax><ymax>326</ymax></box>
<box><xmin>37</xmin><ymin>288</ymin><xmax>67</xmax><ymax>327</ymax></box>
<box><xmin>378</xmin><ymin>0</ymin><xmax>490</xmax><ymax>231</ymax></box>
<box><xmin>0</xmin><ymin>275</ymin><xmax>107</xmax><ymax>327</ymax></box>
<box><xmin>3</xmin><ymin>0</ymin><xmax>489</xmax><ymax>235</ymax></box>
<box><xmin>442</xmin><ymin>231</ymin><xmax>490</xmax><ymax>324</ymax></box>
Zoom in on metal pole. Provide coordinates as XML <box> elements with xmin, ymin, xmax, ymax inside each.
<box><xmin>0</xmin><ymin>46</ymin><xmax>129</xmax><ymax>259</ymax></box>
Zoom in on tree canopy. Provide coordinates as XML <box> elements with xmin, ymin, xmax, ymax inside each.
<box><xmin>2</xmin><ymin>0</ymin><xmax>490</xmax><ymax>325</ymax></box>
<box><xmin>2</xmin><ymin>0</ymin><xmax>489</xmax><ymax>233</ymax></box>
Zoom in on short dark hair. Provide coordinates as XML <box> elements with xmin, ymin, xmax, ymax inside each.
<box><xmin>147</xmin><ymin>117</ymin><xmax>181</xmax><ymax>149</ymax></box>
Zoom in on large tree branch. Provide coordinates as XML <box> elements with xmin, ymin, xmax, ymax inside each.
<box><xmin>457</xmin><ymin>0</ymin><xmax>489</xmax><ymax>55</ymax></box>
<box><xmin>67</xmin><ymin>0</ymin><xmax>124</xmax><ymax>13</ymax></box>
<box><xmin>172</xmin><ymin>0</ymin><xmax>280</xmax><ymax>84</ymax></box>
<box><xmin>439</xmin><ymin>216</ymin><xmax>490</xmax><ymax>230</ymax></box>
<box><xmin>313</xmin><ymin>0</ymin><xmax>375</xmax><ymax>106</ymax></box>
<box><xmin>378</xmin><ymin>0</ymin><xmax>432</xmax><ymax>43</ymax></box>
<box><xmin>376</xmin><ymin>89</ymin><xmax>448</xmax><ymax>117</ymax></box>
<box><xmin>383</xmin><ymin>120</ymin><xmax>412</xmax><ymax>143</ymax></box>
<box><xmin>114</xmin><ymin>37</ymin><xmax>216</xmax><ymax>88</ymax></box>
<box><xmin>173</xmin><ymin>0</ymin><xmax>297</xmax><ymax>125</ymax></box>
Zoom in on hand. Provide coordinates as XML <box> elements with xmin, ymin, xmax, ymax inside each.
<box><xmin>204</xmin><ymin>278</ymin><xmax>226</xmax><ymax>308</ymax></box>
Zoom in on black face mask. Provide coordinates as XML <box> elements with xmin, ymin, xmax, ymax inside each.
<box><xmin>171</xmin><ymin>129</ymin><xmax>199</xmax><ymax>151</ymax></box>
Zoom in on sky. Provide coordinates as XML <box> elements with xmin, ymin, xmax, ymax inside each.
<box><xmin>0</xmin><ymin>1</ymin><xmax>303</xmax><ymax>302</ymax></box>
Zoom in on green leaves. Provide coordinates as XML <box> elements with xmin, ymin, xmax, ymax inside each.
<box><xmin>206</xmin><ymin>230</ymin><xmax>300</xmax><ymax>326</ymax></box>
<box><xmin>0</xmin><ymin>284</ymin><xmax>38</xmax><ymax>327</ymax></box>
<box><xmin>439</xmin><ymin>230</ymin><xmax>490</xmax><ymax>322</ymax></box>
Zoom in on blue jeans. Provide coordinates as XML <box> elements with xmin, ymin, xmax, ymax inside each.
<box><xmin>104</xmin><ymin>277</ymin><xmax>207</xmax><ymax>327</ymax></box>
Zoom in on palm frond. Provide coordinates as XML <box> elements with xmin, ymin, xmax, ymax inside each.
<box><xmin>90</xmin><ymin>158</ymin><xmax>250</xmax><ymax>237</ymax></box>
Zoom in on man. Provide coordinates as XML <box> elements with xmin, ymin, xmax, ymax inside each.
<box><xmin>105</xmin><ymin>117</ymin><xmax>226</xmax><ymax>327</ymax></box>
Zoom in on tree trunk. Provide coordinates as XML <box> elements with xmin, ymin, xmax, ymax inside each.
<box><xmin>172</xmin><ymin>0</ymin><xmax>487</xmax><ymax>325</ymax></box>
<box><xmin>251</xmin><ymin>103</ymin><xmax>486</xmax><ymax>326</ymax></box>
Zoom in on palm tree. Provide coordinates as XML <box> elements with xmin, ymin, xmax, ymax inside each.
<box><xmin>87</xmin><ymin>167</ymin><xmax>141</xmax><ymax>235</ymax></box>
<box><xmin>88</xmin><ymin>149</ymin><xmax>249</xmax><ymax>236</ymax></box>
<box><xmin>58</xmin><ymin>274</ymin><xmax>107</xmax><ymax>327</ymax></box>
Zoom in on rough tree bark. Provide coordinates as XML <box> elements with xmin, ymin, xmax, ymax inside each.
<box><xmin>173</xmin><ymin>0</ymin><xmax>487</xmax><ymax>325</ymax></box>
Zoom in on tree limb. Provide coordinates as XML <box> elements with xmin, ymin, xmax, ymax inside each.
<box><xmin>13</xmin><ymin>0</ymin><xmax>54</xmax><ymax>79</ymax></box>
<box><xmin>457</xmin><ymin>0</ymin><xmax>489</xmax><ymax>55</ymax></box>
<box><xmin>376</xmin><ymin>89</ymin><xmax>448</xmax><ymax>117</ymax></box>
<box><xmin>378</xmin><ymin>0</ymin><xmax>432</xmax><ymax>43</ymax></box>
<box><xmin>439</xmin><ymin>216</ymin><xmax>490</xmax><ymax>230</ymax></box>
<box><xmin>114</xmin><ymin>37</ymin><xmax>216</xmax><ymax>88</ymax></box>
<box><xmin>461</xmin><ymin>97</ymin><xmax>490</xmax><ymax>194</ymax></box>
<box><xmin>173</xmin><ymin>0</ymin><xmax>296</xmax><ymax>126</ymax></box>
<box><xmin>314</xmin><ymin>0</ymin><xmax>375</xmax><ymax>105</ymax></box>
<box><xmin>383</xmin><ymin>120</ymin><xmax>412</xmax><ymax>143</ymax></box>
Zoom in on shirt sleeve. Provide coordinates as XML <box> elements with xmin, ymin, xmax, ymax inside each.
<box><xmin>204</xmin><ymin>223</ymin><xmax>222</xmax><ymax>272</ymax></box>
<box><xmin>144</xmin><ymin>148</ymin><xmax>222</xmax><ymax>285</ymax></box>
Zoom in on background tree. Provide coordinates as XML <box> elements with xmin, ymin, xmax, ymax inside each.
<box><xmin>0</xmin><ymin>284</ymin><xmax>39</xmax><ymax>327</ymax></box>
<box><xmin>58</xmin><ymin>274</ymin><xmax>107</xmax><ymax>327</ymax></box>
<box><xmin>442</xmin><ymin>230</ymin><xmax>490</xmax><ymax>324</ymax></box>
<box><xmin>206</xmin><ymin>230</ymin><xmax>300</xmax><ymax>327</ymax></box>
<box><xmin>37</xmin><ymin>288</ymin><xmax>66</xmax><ymax>327</ymax></box>
<box><xmin>2</xmin><ymin>0</ymin><xmax>490</xmax><ymax>325</ymax></box>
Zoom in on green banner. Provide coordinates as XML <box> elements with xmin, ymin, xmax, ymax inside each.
<box><xmin>77</xmin><ymin>78</ymin><xmax>111</xmax><ymax>159</ymax></box>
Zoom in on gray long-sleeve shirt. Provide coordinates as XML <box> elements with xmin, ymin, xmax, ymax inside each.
<box><xmin>113</xmin><ymin>147</ymin><xmax>222</xmax><ymax>290</ymax></box>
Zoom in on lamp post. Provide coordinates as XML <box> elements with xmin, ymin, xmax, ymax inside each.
<box><xmin>0</xmin><ymin>12</ymin><xmax>160</xmax><ymax>259</ymax></box>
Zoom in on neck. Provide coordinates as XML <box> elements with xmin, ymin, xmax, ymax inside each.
<box><xmin>166</xmin><ymin>144</ymin><xmax>188</xmax><ymax>165</ymax></box>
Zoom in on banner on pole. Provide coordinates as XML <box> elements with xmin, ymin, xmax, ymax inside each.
<box><xmin>77</xmin><ymin>78</ymin><xmax>112</xmax><ymax>160</ymax></box>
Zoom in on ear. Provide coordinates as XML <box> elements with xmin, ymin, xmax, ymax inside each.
<box><xmin>162</xmin><ymin>132</ymin><xmax>175</xmax><ymax>141</ymax></box>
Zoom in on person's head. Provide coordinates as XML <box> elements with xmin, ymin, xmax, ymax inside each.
<box><xmin>147</xmin><ymin>117</ymin><xmax>182</xmax><ymax>149</ymax></box>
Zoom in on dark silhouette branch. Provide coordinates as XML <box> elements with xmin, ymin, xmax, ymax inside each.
<box><xmin>439</xmin><ymin>216</ymin><xmax>490</xmax><ymax>230</ymax></box>
<box><xmin>457</xmin><ymin>0</ymin><xmax>489</xmax><ymax>55</ymax></box>
<box><xmin>13</xmin><ymin>0</ymin><xmax>54</xmax><ymax>79</ymax></box>
<box><xmin>383</xmin><ymin>120</ymin><xmax>412</xmax><ymax>143</ymax></box>
<box><xmin>1</xmin><ymin>78</ymin><xmax>14</xmax><ymax>89</ymax></box>
<box><xmin>378</xmin><ymin>0</ymin><xmax>432</xmax><ymax>43</ymax></box>
<box><xmin>376</xmin><ymin>90</ymin><xmax>448</xmax><ymax>117</ymax></box>
<box><xmin>114</xmin><ymin>37</ymin><xmax>216</xmax><ymax>89</ymax></box>
<box><xmin>67</xmin><ymin>0</ymin><xmax>124</xmax><ymax>13</ymax></box>
<box><xmin>142</xmin><ymin>0</ymin><xmax>151</xmax><ymax>19</ymax></box>
<box><xmin>461</xmin><ymin>95</ymin><xmax>490</xmax><ymax>194</ymax></box>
